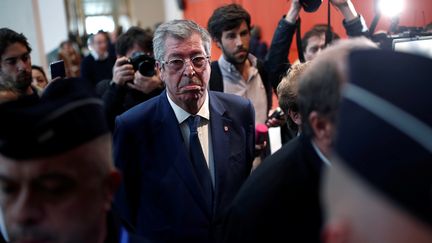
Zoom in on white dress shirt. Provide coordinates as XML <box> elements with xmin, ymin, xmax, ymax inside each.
<box><xmin>166</xmin><ymin>91</ymin><xmax>215</xmax><ymax>185</ymax></box>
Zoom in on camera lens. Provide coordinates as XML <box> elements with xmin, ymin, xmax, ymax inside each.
<box><xmin>129</xmin><ymin>52</ymin><xmax>156</xmax><ymax>77</ymax></box>
<box><xmin>138</xmin><ymin>61</ymin><xmax>155</xmax><ymax>77</ymax></box>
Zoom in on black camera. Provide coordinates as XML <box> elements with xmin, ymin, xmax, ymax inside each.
<box><xmin>129</xmin><ymin>52</ymin><xmax>156</xmax><ymax>77</ymax></box>
<box><xmin>265</xmin><ymin>107</ymin><xmax>285</xmax><ymax>125</ymax></box>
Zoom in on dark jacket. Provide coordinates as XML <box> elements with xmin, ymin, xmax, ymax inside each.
<box><xmin>224</xmin><ymin>134</ymin><xmax>324</xmax><ymax>243</ymax></box>
<box><xmin>80</xmin><ymin>54</ymin><xmax>116</xmax><ymax>86</ymax></box>
<box><xmin>96</xmin><ymin>80</ymin><xmax>164</xmax><ymax>131</ymax></box>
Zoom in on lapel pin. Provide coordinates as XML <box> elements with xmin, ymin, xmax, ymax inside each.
<box><xmin>224</xmin><ymin>126</ymin><xmax>229</xmax><ymax>132</ymax></box>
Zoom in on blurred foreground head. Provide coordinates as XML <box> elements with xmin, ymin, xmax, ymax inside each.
<box><xmin>0</xmin><ymin>78</ymin><xmax>120</xmax><ymax>243</ymax></box>
<box><xmin>297</xmin><ymin>37</ymin><xmax>376</xmax><ymax>156</ymax></box>
<box><xmin>323</xmin><ymin>50</ymin><xmax>432</xmax><ymax>243</ymax></box>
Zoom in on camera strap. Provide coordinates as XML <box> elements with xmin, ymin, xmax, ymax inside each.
<box><xmin>296</xmin><ymin>18</ymin><xmax>306</xmax><ymax>63</ymax></box>
<box><xmin>325</xmin><ymin>0</ymin><xmax>333</xmax><ymax>46</ymax></box>
<box><xmin>296</xmin><ymin>0</ymin><xmax>333</xmax><ymax>63</ymax></box>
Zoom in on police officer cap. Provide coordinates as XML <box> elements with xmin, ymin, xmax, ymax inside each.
<box><xmin>335</xmin><ymin>49</ymin><xmax>432</xmax><ymax>226</ymax></box>
<box><xmin>0</xmin><ymin>78</ymin><xmax>109</xmax><ymax>160</ymax></box>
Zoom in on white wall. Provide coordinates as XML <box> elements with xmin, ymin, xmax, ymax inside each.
<box><xmin>0</xmin><ymin>0</ymin><xmax>44</xmax><ymax>67</ymax></box>
<box><xmin>0</xmin><ymin>0</ymin><xmax>178</xmax><ymax>70</ymax></box>
<box><xmin>37</xmin><ymin>0</ymin><xmax>68</xmax><ymax>54</ymax></box>
<box><xmin>0</xmin><ymin>0</ymin><xmax>68</xmax><ymax>71</ymax></box>
<box><xmin>130</xmin><ymin>0</ymin><xmax>166</xmax><ymax>29</ymax></box>
<box><xmin>164</xmin><ymin>0</ymin><xmax>184</xmax><ymax>22</ymax></box>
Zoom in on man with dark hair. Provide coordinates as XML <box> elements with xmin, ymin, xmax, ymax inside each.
<box><xmin>0</xmin><ymin>78</ymin><xmax>150</xmax><ymax>242</ymax></box>
<box><xmin>113</xmin><ymin>19</ymin><xmax>255</xmax><ymax>242</ymax></box>
<box><xmin>207</xmin><ymin>3</ymin><xmax>272</xmax><ymax>127</ymax></box>
<box><xmin>301</xmin><ymin>24</ymin><xmax>340</xmax><ymax>61</ymax></box>
<box><xmin>266</xmin><ymin>0</ymin><xmax>368</xmax><ymax>88</ymax></box>
<box><xmin>96</xmin><ymin>26</ymin><xmax>164</xmax><ymax>130</ymax></box>
<box><xmin>0</xmin><ymin>28</ymin><xmax>35</xmax><ymax>97</ymax></box>
<box><xmin>81</xmin><ymin>31</ymin><xmax>116</xmax><ymax>86</ymax></box>
<box><xmin>224</xmin><ymin>38</ymin><xmax>377</xmax><ymax>243</ymax></box>
<box><xmin>207</xmin><ymin>3</ymin><xmax>282</xmax><ymax>166</ymax></box>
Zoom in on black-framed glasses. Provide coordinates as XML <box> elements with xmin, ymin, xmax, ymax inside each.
<box><xmin>161</xmin><ymin>55</ymin><xmax>210</xmax><ymax>73</ymax></box>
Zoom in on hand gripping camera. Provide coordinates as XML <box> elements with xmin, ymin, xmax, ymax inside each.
<box><xmin>129</xmin><ymin>52</ymin><xmax>156</xmax><ymax>77</ymax></box>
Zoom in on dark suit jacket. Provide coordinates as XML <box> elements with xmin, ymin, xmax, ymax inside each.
<box><xmin>80</xmin><ymin>54</ymin><xmax>116</xmax><ymax>86</ymax></box>
<box><xmin>224</xmin><ymin>134</ymin><xmax>324</xmax><ymax>243</ymax></box>
<box><xmin>113</xmin><ymin>90</ymin><xmax>255</xmax><ymax>242</ymax></box>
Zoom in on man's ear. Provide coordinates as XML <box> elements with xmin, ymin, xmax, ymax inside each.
<box><xmin>156</xmin><ymin>62</ymin><xmax>165</xmax><ymax>82</ymax></box>
<box><xmin>309</xmin><ymin>111</ymin><xmax>333</xmax><ymax>144</ymax></box>
<box><xmin>321</xmin><ymin>220</ymin><xmax>350</xmax><ymax>243</ymax></box>
<box><xmin>102</xmin><ymin>170</ymin><xmax>122</xmax><ymax>211</ymax></box>
<box><xmin>288</xmin><ymin>110</ymin><xmax>301</xmax><ymax>126</ymax></box>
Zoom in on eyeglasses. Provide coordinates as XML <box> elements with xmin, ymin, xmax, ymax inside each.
<box><xmin>161</xmin><ymin>55</ymin><xmax>210</xmax><ymax>73</ymax></box>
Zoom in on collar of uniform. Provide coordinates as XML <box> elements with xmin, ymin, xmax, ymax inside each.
<box><xmin>166</xmin><ymin>90</ymin><xmax>210</xmax><ymax>124</ymax></box>
<box><xmin>311</xmin><ymin>140</ymin><xmax>332</xmax><ymax>167</ymax></box>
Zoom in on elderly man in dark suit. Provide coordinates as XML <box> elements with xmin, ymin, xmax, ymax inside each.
<box><xmin>113</xmin><ymin>19</ymin><xmax>255</xmax><ymax>243</ymax></box>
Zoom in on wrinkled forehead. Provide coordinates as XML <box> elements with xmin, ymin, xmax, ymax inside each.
<box><xmin>0</xmin><ymin>154</ymin><xmax>81</xmax><ymax>182</ymax></box>
<box><xmin>164</xmin><ymin>33</ymin><xmax>207</xmax><ymax>58</ymax></box>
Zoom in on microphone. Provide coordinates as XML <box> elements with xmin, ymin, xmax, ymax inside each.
<box><xmin>255</xmin><ymin>123</ymin><xmax>268</xmax><ymax>144</ymax></box>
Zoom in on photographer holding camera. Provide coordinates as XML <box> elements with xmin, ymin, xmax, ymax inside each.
<box><xmin>96</xmin><ymin>26</ymin><xmax>164</xmax><ymax>131</ymax></box>
<box><xmin>264</xmin><ymin>0</ymin><xmax>368</xmax><ymax>145</ymax></box>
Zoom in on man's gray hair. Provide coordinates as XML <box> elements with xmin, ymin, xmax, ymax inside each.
<box><xmin>153</xmin><ymin>19</ymin><xmax>211</xmax><ymax>62</ymax></box>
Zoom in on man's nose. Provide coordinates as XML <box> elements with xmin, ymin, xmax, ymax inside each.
<box><xmin>183</xmin><ymin>60</ymin><xmax>196</xmax><ymax>76</ymax></box>
<box><xmin>16</xmin><ymin>58</ymin><xmax>28</xmax><ymax>71</ymax></box>
<box><xmin>10</xmin><ymin>189</ymin><xmax>44</xmax><ymax>226</ymax></box>
<box><xmin>235</xmin><ymin>35</ymin><xmax>244</xmax><ymax>47</ymax></box>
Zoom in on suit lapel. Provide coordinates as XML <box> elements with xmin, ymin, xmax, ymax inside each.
<box><xmin>157</xmin><ymin>91</ymin><xmax>212</xmax><ymax>219</ymax></box>
<box><xmin>208</xmin><ymin>92</ymin><xmax>231</xmax><ymax>212</ymax></box>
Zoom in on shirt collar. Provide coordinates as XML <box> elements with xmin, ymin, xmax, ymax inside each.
<box><xmin>311</xmin><ymin>140</ymin><xmax>332</xmax><ymax>167</ymax></box>
<box><xmin>166</xmin><ymin>90</ymin><xmax>210</xmax><ymax>124</ymax></box>
<box><xmin>90</xmin><ymin>50</ymin><xmax>108</xmax><ymax>61</ymax></box>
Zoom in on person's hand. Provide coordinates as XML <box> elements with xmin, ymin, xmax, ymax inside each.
<box><xmin>112</xmin><ymin>57</ymin><xmax>135</xmax><ymax>86</ymax></box>
<box><xmin>285</xmin><ymin>0</ymin><xmax>301</xmax><ymax>24</ymax></box>
<box><xmin>265</xmin><ymin>108</ymin><xmax>287</xmax><ymax>127</ymax></box>
<box><xmin>254</xmin><ymin>140</ymin><xmax>267</xmax><ymax>157</ymax></box>
<box><xmin>127</xmin><ymin>68</ymin><xmax>164</xmax><ymax>94</ymax></box>
<box><xmin>266</xmin><ymin>116</ymin><xmax>287</xmax><ymax>127</ymax></box>
<box><xmin>330</xmin><ymin>0</ymin><xmax>357</xmax><ymax>21</ymax></box>
<box><xmin>329</xmin><ymin>0</ymin><xmax>350</xmax><ymax>8</ymax></box>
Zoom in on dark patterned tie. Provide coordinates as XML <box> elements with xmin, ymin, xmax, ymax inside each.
<box><xmin>187</xmin><ymin>115</ymin><xmax>214</xmax><ymax>210</ymax></box>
